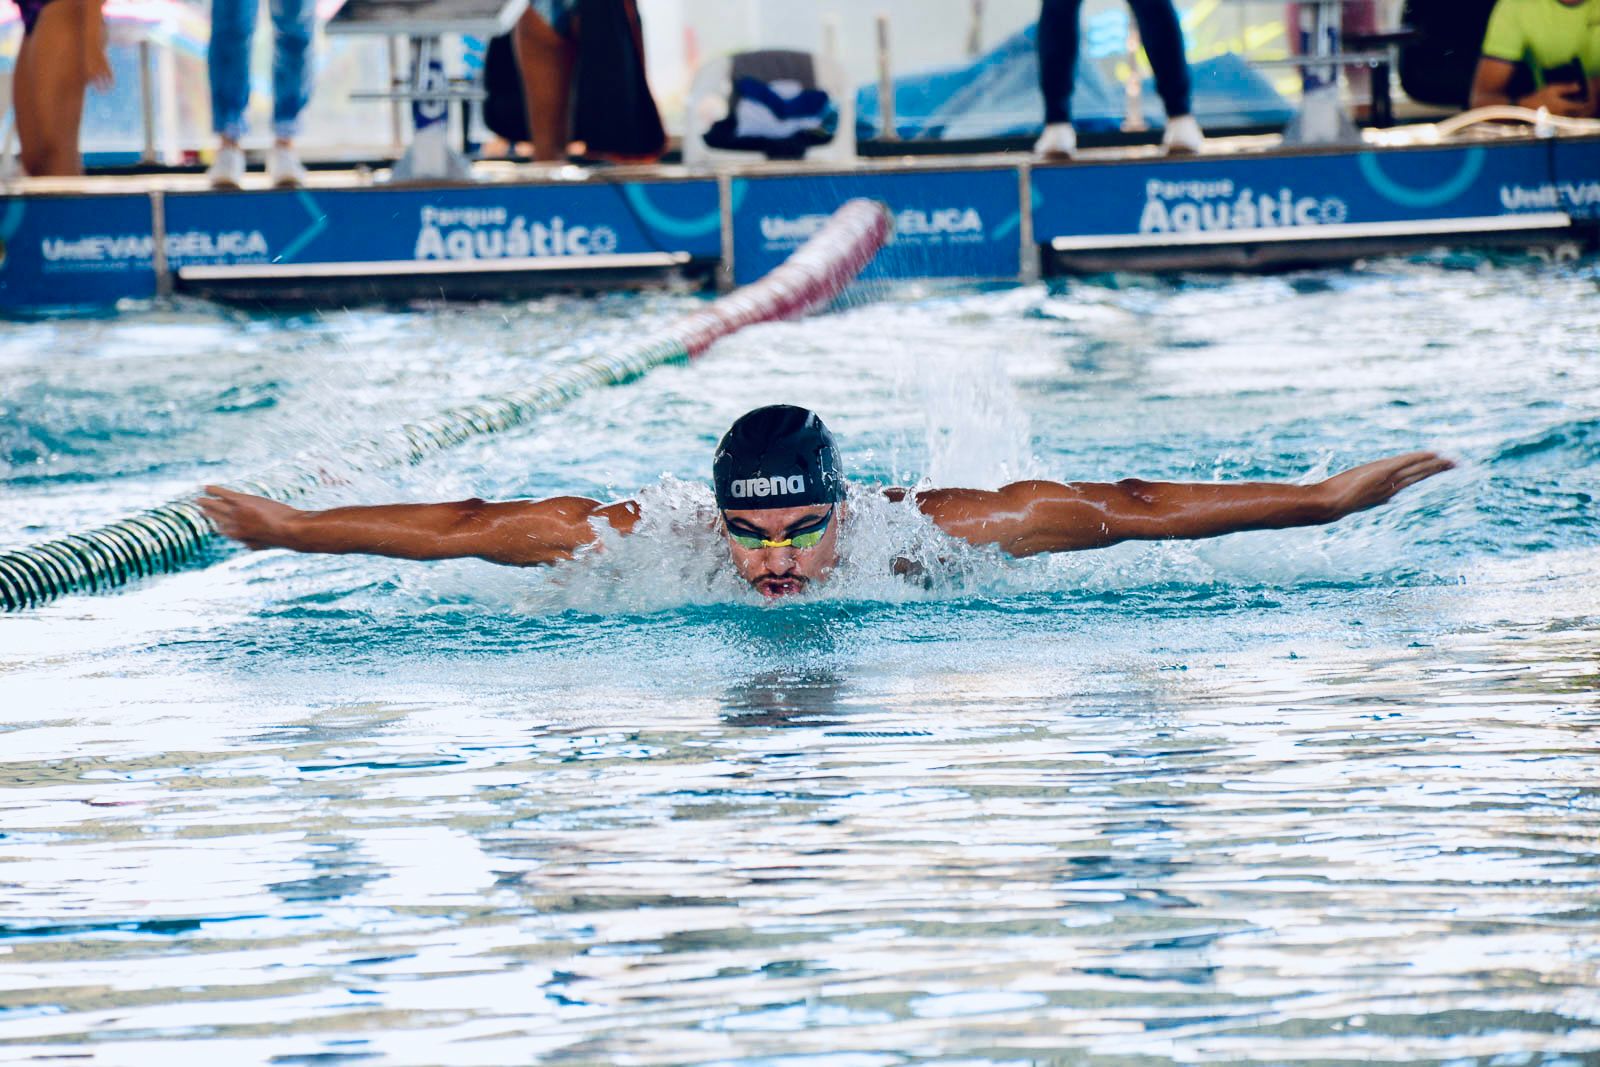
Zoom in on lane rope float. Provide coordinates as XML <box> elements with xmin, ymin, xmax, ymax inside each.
<box><xmin>0</xmin><ymin>198</ymin><xmax>892</xmax><ymax>612</ymax></box>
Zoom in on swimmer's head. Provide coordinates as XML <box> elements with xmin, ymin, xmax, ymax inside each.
<box><xmin>714</xmin><ymin>406</ymin><xmax>846</xmax><ymax>599</ymax></box>
<box><xmin>713</xmin><ymin>405</ymin><xmax>845</xmax><ymax>511</ymax></box>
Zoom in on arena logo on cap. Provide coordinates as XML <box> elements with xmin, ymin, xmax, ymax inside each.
<box><xmin>728</xmin><ymin>475</ymin><xmax>806</xmax><ymax>499</ymax></box>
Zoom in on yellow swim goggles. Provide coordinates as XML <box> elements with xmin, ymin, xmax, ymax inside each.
<box><xmin>723</xmin><ymin>505</ymin><xmax>835</xmax><ymax>550</ymax></box>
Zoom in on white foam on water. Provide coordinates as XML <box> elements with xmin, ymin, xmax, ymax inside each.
<box><xmin>516</xmin><ymin>476</ymin><xmax>749</xmax><ymax>615</ymax></box>
<box><xmin>493</xmin><ymin>478</ymin><xmax>1016</xmax><ymax>615</ymax></box>
<box><xmin>407</xmin><ymin>461</ymin><xmax>1467</xmax><ymax>619</ymax></box>
<box><xmin>912</xmin><ymin>345</ymin><xmax>1044</xmax><ymax>491</ymax></box>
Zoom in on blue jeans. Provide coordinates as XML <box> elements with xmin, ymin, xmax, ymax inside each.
<box><xmin>208</xmin><ymin>0</ymin><xmax>314</xmax><ymax>140</ymax></box>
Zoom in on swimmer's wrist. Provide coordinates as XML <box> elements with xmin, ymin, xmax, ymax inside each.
<box><xmin>273</xmin><ymin>509</ymin><xmax>316</xmax><ymax>552</ymax></box>
<box><xmin>1306</xmin><ymin>482</ymin><xmax>1342</xmax><ymax>523</ymax></box>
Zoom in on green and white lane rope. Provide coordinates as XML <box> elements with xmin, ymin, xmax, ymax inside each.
<box><xmin>0</xmin><ymin>198</ymin><xmax>891</xmax><ymax>612</ymax></box>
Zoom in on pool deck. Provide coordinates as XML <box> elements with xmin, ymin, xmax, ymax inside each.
<box><xmin>3</xmin><ymin>125</ymin><xmax>1597</xmax><ymax>312</ymax></box>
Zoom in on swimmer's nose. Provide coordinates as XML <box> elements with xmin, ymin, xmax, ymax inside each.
<box><xmin>760</xmin><ymin>548</ymin><xmax>797</xmax><ymax>574</ymax></box>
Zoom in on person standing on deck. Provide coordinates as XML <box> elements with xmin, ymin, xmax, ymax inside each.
<box><xmin>507</xmin><ymin>0</ymin><xmax>664</xmax><ymax>163</ymax></box>
<box><xmin>8</xmin><ymin>0</ymin><xmax>112</xmax><ymax>176</ymax></box>
<box><xmin>206</xmin><ymin>0</ymin><xmax>317</xmax><ymax>187</ymax></box>
<box><xmin>1034</xmin><ymin>0</ymin><xmax>1205</xmax><ymax>158</ymax></box>
<box><xmin>1469</xmin><ymin>0</ymin><xmax>1600</xmax><ymax>117</ymax></box>
<box><xmin>198</xmin><ymin>406</ymin><xmax>1453</xmax><ymax>601</ymax></box>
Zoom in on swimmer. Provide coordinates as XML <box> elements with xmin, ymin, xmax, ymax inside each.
<box><xmin>199</xmin><ymin>405</ymin><xmax>1454</xmax><ymax>600</ymax></box>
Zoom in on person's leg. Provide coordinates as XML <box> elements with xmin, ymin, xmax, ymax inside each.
<box><xmin>265</xmin><ymin>0</ymin><xmax>312</xmax><ymax>182</ymax></box>
<box><xmin>511</xmin><ymin>2</ymin><xmax>577</xmax><ymax>162</ymax></box>
<box><xmin>12</xmin><ymin>24</ymin><xmax>44</xmax><ymax>174</ymax></box>
<box><xmin>268</xmin><ymin>0</ymin><xmax>313</xmax><ymax>142</ymax></box>
<box><xmin>1037</xmin><ymin>0</ymin><xmax>1083</xmax><ymax>126</ymax></box>
<box><xmin>209</xmin><ymin>0</ymin><xmax>256</xmax><ymax>144</ymax></box>
<box><xmin>1125</xmin><ymin>0</ymin><xmax>1192</xmax><ymax>119</ymax></box>
<box><xmin>14</xmin><ymin>0</ymin><xmax>96</xmax><ymax>176</ymax></box>
<box><xmin>568</xmin><ymin>0</ymin><xmax>662</xmax><ymax>161</ymax></box>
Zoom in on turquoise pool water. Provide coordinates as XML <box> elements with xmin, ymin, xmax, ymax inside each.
<box><xmin>2</xmin><ymin>259</ymin><xmax>1598</xmax><ymax>1064</ymax></box>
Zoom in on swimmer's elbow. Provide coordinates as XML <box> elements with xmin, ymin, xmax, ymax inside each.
<box><xmin>447</xmin><ymin>497</ymin><xmax>493</xmax><ymax>527</ymax></box>
<box><xmin>443</xmin><ymin>498</ymin><xmax>513</xmax><ymax>546</ymax></box>
<box><xmin>1114</xmin><ymin>478</ymin><xmax>1159</xmax><ymax>504</ymax></box>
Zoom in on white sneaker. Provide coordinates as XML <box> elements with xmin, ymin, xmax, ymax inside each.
<box><xmin>267</xmin><ymin>144</ymin><xmax>308</xmax><ymax>187</ymax></box>
<box><xmin>1162</xmin><ymin>114</ymin><xmax>1204</xmax><ymax>155</ymax></box>
<box><xmin>207</xmin><ymin>143</ymin><xmax>246</xmax><ymax>188</ymax></box>
<box><xmin>1033</xmin><ymin>122</ymin><xmax>1077</xmax><ymax>159</ymax></box>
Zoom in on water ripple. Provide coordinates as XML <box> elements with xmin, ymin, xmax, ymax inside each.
<box><xmin>1</xmin><ymin>268</ymin><xmax>1598</xmax><ymax>1062</ymax></box>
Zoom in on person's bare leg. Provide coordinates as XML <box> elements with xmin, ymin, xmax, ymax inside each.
<box><xmin>12</xmin><ymin>29</ymin><xmax>42</xmax><ymax>174</ymax></box>
<box><xmin>14</xmin><ymin>0</ymin><xmax>98</xmax><ymax>176</ymax></box>
<box><xmin>511</xmin><ymin>6</ymin><xmax>575</xmax><ymax>162</ymax></box>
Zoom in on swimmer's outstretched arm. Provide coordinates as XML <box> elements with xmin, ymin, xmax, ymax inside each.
<box><xmin>916</xmin><ymin>451</ymin><xmax>1454</xmax><ymax>556</ymax></box>
<box><xmin>198</xmin><ymin>486</ymin><xmax>640</xmax><ymax>566</ymax></box>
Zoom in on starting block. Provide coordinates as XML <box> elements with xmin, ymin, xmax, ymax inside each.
<box><xmin>327</xmin><ymin>0</ymin><xmax>528</xmax><ymax>181</ymax></box>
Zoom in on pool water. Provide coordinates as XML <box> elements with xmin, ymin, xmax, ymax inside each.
<box><xmin>2</xmin><ymin>258</ymin><xmax>1598</xmax><ymax>1065</ymax></box>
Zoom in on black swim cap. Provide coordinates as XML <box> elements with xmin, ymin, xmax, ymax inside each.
<box><xmin>713</xmin><ymin>405</ymin><xmax>845</xmax><ymax>510</ymax></box>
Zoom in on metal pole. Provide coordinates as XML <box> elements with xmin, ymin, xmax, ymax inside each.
<box><xmin>1121</xmin><ymin>26</ymin><xmax>1147</xmax><ymax>131</ymax></box>
<box><xmin>388</xmin><ymin>35</ymin><xmax>405</xmax><ymax>155</ymax></box>
<box><xmin>876</xmin><ymin>14</ymin><xmax>896</xmax><ymax>141</ymax></box>
<box><xmin>2</xmin><ymin>119</ymin><xmax>18</xmax><ymax>181</ymax></box>
<box><xmin>966</xmin><ymin>0</ymin><xmax>984</xmax><ymax>58</ymax></box>
<box><xmin>1308</xmin><ymin>0</ymin><xmax>1339</xmax><ymax>93</ymax></box>
<box><xmin>1017</xmin><ymin>161</ymin><xmax>1038</xmax><ymax>283</ymax></box>
<box><xmin>139</xmin><ymin>40</ymin><xmax>157</xmax><ymax>164</ymax></box>
<box><xmin>157</xmin><ymin>42</ymin><xmax>180</xmax><ymax>164</ymax></box>
<box><xmin>149</xmin><ymin>190</ymin><xmax>171</xmax><ymax>299</ymax></box>
<box><xmin>717</xmin><ymin>171</ymin><xmax>735</xmax><ymax>292</ymax></box>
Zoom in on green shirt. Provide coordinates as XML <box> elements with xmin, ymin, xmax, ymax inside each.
<box><xmin>1481</xmin><ymin>0</ymin><xmax>1600</xmax><ymax>83</ymax></box>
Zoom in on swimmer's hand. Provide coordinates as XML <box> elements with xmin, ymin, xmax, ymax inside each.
<box><xmin>1313</xmin><ymin>451</ymin><xmax>1456</xmax><ymax>519</ymax></box>
<box><xmin>199</xmin><ymin>486</ymin><xmax>301</xmax><ymax>551</ymax></box>
<box><xmin>198</xmin><ymin>485</ymin><xmax>640</xmax><ymax>566</ymax></box>
<box><xmin>917</xmin><ymin>451</ymin><xmax>1455</xmax><ymax>556</ymax></box>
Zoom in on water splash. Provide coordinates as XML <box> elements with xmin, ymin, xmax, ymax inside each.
<box><xmin>4</xmin><ymin>264</ymin><xmax>1600</xmax><ymax>1064</ymax></box>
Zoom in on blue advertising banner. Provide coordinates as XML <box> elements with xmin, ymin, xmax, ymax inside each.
<box><xmin>161</xmin><ymin>179</ymin><xmax>722</xmax><ymax>270</ymax></box>
<box><xmin>731</xmin><ymin>168</ymin><xmax>1021</xmax><ymax>284</ymax></box>
<box><xmin>1033</xmin><ymin>142</ymin><xmax>1559</xmax><ymax>242</ymax></box>
<box><xmin>1549</xmin><ymin>139</ymin><xmax>1600</xmax><ymax>221</ymax></box>
<box><xmin>0</xmin><ymin>195</ymin><xmax>157</xmax><ymax>312</ymax></box>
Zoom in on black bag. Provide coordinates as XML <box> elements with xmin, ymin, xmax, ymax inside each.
<box><xmin>571</xmin><ymin>0</ymin><xmax>666</xmax><ymax>157</ymax></box>
<box><xmin>482</xmin><ymin>32</ymin><xmax>531</xmax><ymax>145</ymax></box>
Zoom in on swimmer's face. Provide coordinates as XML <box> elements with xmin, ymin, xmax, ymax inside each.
<box><xmin>720</xmin><ymin>503</ymin><xmax>843</xmax><ymax>599</ymax></box>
